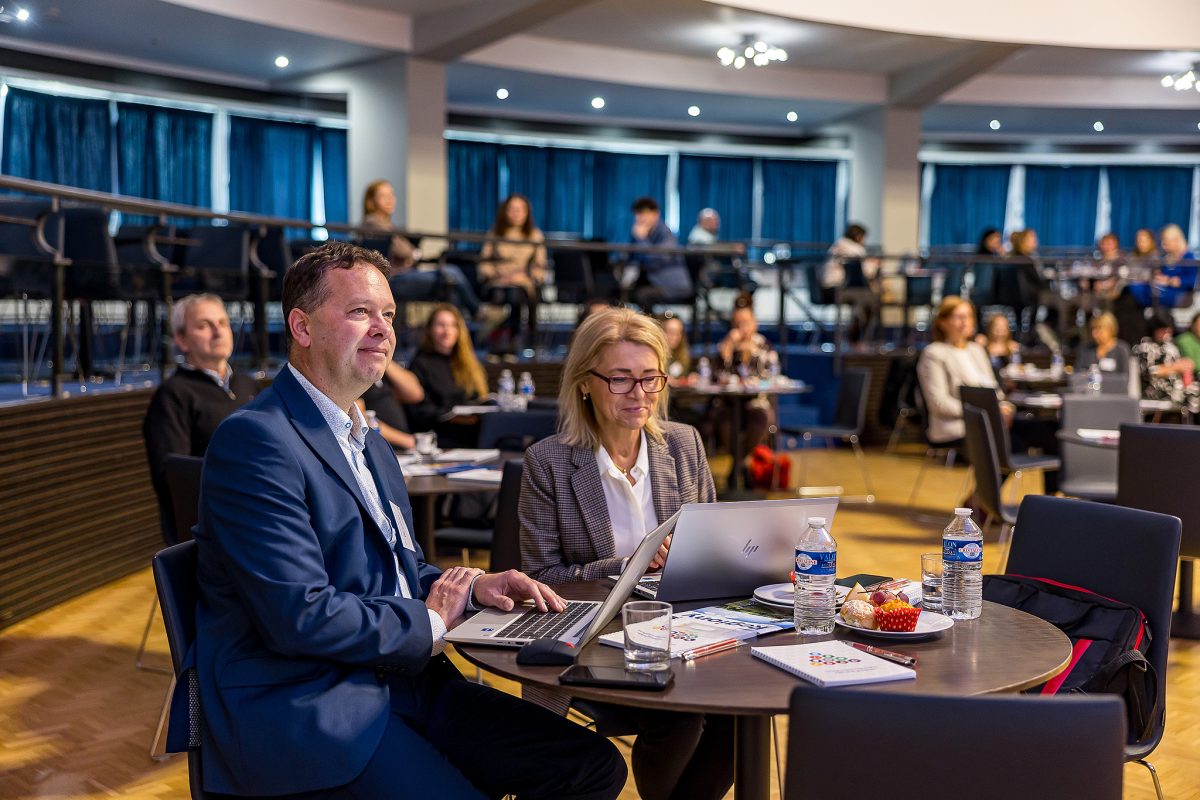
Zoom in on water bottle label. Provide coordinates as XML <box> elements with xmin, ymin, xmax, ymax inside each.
<box><xmin>943</xmin><ymin>537</ymin><xmax>983</xmax><ymax>563</ymax></box>
<box><xmin>795</xmin><ymin>549</ymin><xmax>836</xmax><ymax>576</ymax></box>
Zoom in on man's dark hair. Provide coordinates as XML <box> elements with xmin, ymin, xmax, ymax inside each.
<box><xmin>844</xmin><ymin>223</ymin><xmax>868</xmax><ymax>243</ymax></box>
<box><xmin>282</xmin><ymin>241</ymin><xmax>391</xmax><ymax>342</ymax></box>
<box><xmin>631</xmin><ymin>196</ymin><xmax>660</xmax><ymax>214</ymax></box>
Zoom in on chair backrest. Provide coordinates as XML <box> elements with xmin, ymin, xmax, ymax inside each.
<box><xmin>1118</xmin><ymin>422</ymin><xmax>1200</xmax><ymax>560</ymax></box>
<box><xmin>1008</xmin><ymin>495</ymin><xmax>1181</xmax><ymax>753</ymax></box>
<box><xmin>800</xmin><ymin>261</ymin><xmax>834</xmax><ymax>306</ymax></box>
<box><xmin>477</xmin><ymin>410</ymin><xmax>558</xmax><ymax>451</ymax></box>
<box><xmin>489</xmin><ymin>460</ymin><xmax>525</xmax><ymax>573</ymax></box>
<box><xmin>1060</xmin><ymin>395</ymin><xmax>1139</xmax><ymax>489</ymax></box>
<box><xmin>833</xmin><ymin>368</ymin><xmax>870</xmax><ymax>433</ymax></box>
<box><xmin>962</xmin><ymin>406</ymin><xmax>1006</xmax><ymax>522</ymax></box>
<box><xmin>548</xmin><ymin>248</ymin><xmax>592</xmax><ymax>304</ymax></box>
<box><xmin>164</xmin><ymin>454</ymin><xmax>204</xmax><ymax>546</ymax></box>
<box><xmin>0</xmin><ymin>199</ymin><xmax>62</xmax><ymax>258</ymax></box>
<box><xmin>62</xmin><ymin>206</ymin><xmax>118</xmax><ymax>266</ymax></box>
<box><xmin>786</xmin><ymin>686</ymin><xmax>1125</xmax><ymax>799</ymax></box>
<box><xmin>960</xmin><ymin>385</ymin><xmax>1013</xmax><ymax>469</ymax></box>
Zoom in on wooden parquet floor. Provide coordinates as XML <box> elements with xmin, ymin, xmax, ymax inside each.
<box><xmin>2</xmin><ymin>447</ymin><xmax>1198</xmax><ymax>799</ymax></box>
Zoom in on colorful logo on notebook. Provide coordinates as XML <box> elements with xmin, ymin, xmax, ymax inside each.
<box><xmin>808</xmin><ymin>650</ymin><xmax>861</xmax><ymax>666</ymax></box>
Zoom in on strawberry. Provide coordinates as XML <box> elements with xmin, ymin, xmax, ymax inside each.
<box><xmin>874</xmin><ymin>603</ymin><xmax>921</xmax><ymax>633</ymax></box>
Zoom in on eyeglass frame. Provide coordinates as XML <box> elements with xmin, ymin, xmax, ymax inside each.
<box><xmin>587</xmin><ymin>370</ymin><xmax>669</xmax><ymax>395</ymax></box>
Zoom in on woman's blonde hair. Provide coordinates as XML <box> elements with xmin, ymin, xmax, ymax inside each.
<box><xmin>362</xmin><ymin>179</ymin><xmax>390</xmax><ymax>219</ymax></box>
<box><xmin>419</xmin><ymin>303</ymin><xmax>488</xmax><ymax>399</ymax></box>
<box><xmin>933</xmin><ymin>296</ymin><xmax>975</xmax><ymax>343</ymax></box>
<box><xmin>1091</xmin><ymin>311</ymin><xmax>1119</xmax><ymax>339</ymax></box>
<box><xmin>559</xmin><ymin>307</ymin><xmax>670</xmax><ymax>449</ymax></box>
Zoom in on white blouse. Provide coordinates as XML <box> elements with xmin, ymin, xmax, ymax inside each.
<box><xmin>595</xmin><ymin>433</ymin><xmax>659</xmax><ymax>558</ymax></box>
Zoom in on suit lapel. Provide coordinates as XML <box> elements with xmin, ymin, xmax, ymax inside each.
<box><xmin>364</xmin><ymin>435</ymin><xmax>422</xmax><ymax>592</ymax></box>
<box><xmin>570</xmin><ymin>446</ymin><xmax>616</xmax><ymax>560</ymax></box>
<box><xmin>647</xmin><ymin>435</ymin><xmax>680</xmax><ymax>524</ymax></box>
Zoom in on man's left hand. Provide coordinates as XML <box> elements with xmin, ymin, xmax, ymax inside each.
<box><xmin>473</xmin><ymin>570</ymin><xmax>567</xmax><ymax>613</ymax></box>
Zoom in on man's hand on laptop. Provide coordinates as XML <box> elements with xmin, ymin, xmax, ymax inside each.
<box><xmin>473</xmin><ymin>570</ymin><xmax>567</xmax><ymax>614</ymax></box>
<box><xmin>648</xmin><ymin>534</ymin><xmax>672</xmax><ymax>572</ymax></box>
<box><xmin>426</xmin><ymin>566</ymin><xmax>484</xmax><ymax>627</ymax></box>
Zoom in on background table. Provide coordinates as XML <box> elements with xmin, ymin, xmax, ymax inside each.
<box><xmin>456</xmin><ymin>582</ymin><xmax>1072</xmax><ymax>800</ymax></box>
<box><xmin>402</xmin><ymin>452</ymin><xmax>522</xmax><ymax>555</ymax></box>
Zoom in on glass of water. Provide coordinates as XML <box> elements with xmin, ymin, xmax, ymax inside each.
<box><xmin>921</xmin><ymin>553</ymin><xmax>943</xmax><ymax>613</ymax></box>
<box><xmin>622</xmin><ymin>600</ymin><xmax>672</xmax><ymax>671</ymax></box>
<box><xmin>413</xmin><ymin>431</ymin><xmax>438</xmax><ymax>461</ymax></box>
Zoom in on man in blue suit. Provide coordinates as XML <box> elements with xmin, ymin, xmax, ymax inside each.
<box><xmin>193</xmin><ymin>242</ymin><xmax>625</xmax><ymax>798</ymax></box>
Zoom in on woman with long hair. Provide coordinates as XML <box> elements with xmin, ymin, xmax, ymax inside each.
<box><xmin>480</xmin><ymin>194</ymin><xmax>547</xmax><ymax>349</ymax></box>
<box><xmin>407</xmin><ymin>304</ymin><xmax>489</xmax><ymax>446</ymax></box>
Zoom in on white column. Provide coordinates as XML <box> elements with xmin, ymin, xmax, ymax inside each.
<box><xmin>844</xmin><ymin>106</ymin><xmax>922</xmax><ymax>254</ymax></box>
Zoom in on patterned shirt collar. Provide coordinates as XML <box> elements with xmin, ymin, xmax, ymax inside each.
<box><xmin>287</xmin><ymin>363</ymin><xmax>369</xmax><ymax>448</ymax></box>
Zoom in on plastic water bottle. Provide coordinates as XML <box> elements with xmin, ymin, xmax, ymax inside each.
<box><xmin>765</xmin><ymin>350</ymin><xmax>781</xmax><ymax>385</ymax></box>
<box><xmin>941</xmin><ymin>508</ymin><xmax>983</xmax><ymax>620</ymax></box>
<box><xmin>498</xmin><ymin>369</ymin><xmax>516</xmax><ymax>411</ymax></box>
<box><xmin>697</xmin><ymin>357</ymin><xmax>712</xmax><ymax>388</ymax></box>
<box><xmin>1050</xmin><ymin>349</ymin><xmax>1065</xmax><ymax>378</ymax></box>
<box><xmin>1010</xmin><ymin>349</ymin><xmax>1022</xmax><ymax>367</ymax></box>
<box><xmin>1087</xmin><ymin>363</ymin><xmax>1103</xmax><ymax>395</ymax></box>
<box><xmin>518</xmin><ymin>371</ymin><xmax>535</xmax><ymax>411</ymax></box>
<box><xmin>794</xmin><ymin>516</ymin><xmax>837</xmax><ymax>634</ymax></box>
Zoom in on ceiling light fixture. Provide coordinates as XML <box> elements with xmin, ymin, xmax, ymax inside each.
<box><xmin>274</xmin><ymin>55</ymin><xmax>289</xmax><ymax>69</ymax></box>
<box><xmin>687</xmin><ymin>105</ymin><xmax>700</xmax><ymax>117</ymax></box>
<box><xmin>590</xmin><ymin>96</ymin><xmax>605</xmax><ymax>110</ymax></box>
<box><xmin>0</xmin><ymin>6</ymin><xmax>31</xmax><ymax>23</ymax></box>
<box><xmin>718</xmin><ymin>35</ymin><xmax>787</xmax><ymax>70</ymax></box>
<box><xmin>1093</xmin><ymin>121</ymin><xmax>1105</xmax><ymax>132</ymax></box>
<box><xmin>989</xmin><ymin>119</ymin><xmax>1001</xmax><ymax>130</ymax></box>
<box><xmin>496</xmin><ymin>88</ymin><xmax>509</xmax><ymax>100</ymax></box>
<box><xmin>1160</xmin><ymin>63</ymin><xmax>1200</xmax><ymax>93</ymax></box>
<box><xmin>786</xmin><ymin>111</ymin><xmax>798</xmax><ymax>122</ymax></box>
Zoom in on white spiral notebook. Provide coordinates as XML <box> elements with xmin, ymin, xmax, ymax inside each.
<box><xmin>751</xmin><ymin>641</ymin><xmax>916</xmax><ymax>687</ymax></box>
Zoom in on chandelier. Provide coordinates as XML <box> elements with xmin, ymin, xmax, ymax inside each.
<box><xmin>1161</xmin><ymin>63</ymin><xmax>1200</xmax><ymax>93</ymax></box>
<box><xmin>717</xmin><ymin>36</ymin><xmax>787</xmax><ymax>70</ymax></box>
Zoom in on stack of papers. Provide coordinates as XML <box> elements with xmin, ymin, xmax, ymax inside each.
<box><xmin>598</xmin><ymin>601</ymin><xmax>794</xmax><ymax>659</ymax></box>
<box><xmin>437</xmin><ymin>449</ymin><xmax>501</xmax><ymax>463</ymax></box>
<box><xmin>445</xmin><ymin>468</ymin><xmax>503</xmax><ymax>484</ymax></box>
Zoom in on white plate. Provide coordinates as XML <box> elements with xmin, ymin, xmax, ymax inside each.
<box><xmin>753</xmin><ymin>582</ymin><xmax>849</xmax><ymax>609</ymax></box>
<box><xmin>834</xmin><ymin>611</ymin><xmax>954</xmax><ymax>639</ymax></box>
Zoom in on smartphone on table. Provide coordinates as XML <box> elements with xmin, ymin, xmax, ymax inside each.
<box><xmin>558</xmin><ymin>664</ymin><xmax>674</xmax><ymax>691</ymax></box>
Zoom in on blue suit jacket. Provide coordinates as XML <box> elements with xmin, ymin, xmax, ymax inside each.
<box><xmin>191</xmin><ymin>367</ymin><xmax>443</xmax><ymax>796</ymax></box>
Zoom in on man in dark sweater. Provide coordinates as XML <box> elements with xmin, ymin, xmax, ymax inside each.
<box><xmin>142</xmin><ymin>293</ymin><xmax>259</xmax><ymax>541</ymax></box>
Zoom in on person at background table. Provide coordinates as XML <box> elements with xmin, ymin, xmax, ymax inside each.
<box><xmin>661</xmin><ymin>315</ymin><xmax>691</xmax><ymax>379</ymax></box>
<box><xmin>359</xmin><ymin>360</ymin><xmax>424</xmax><ymax>451</ymax></box>
<box><xmin>407</xmin><ymin>304</ymin><xmax>490</xmax><ymax>448</ymax></box>
<box><xmin>1134</xmin><ymin>312</ymin><xmax>1200</xmax><ymax>416</ymax></box>
<box><xmin>978</xmin><ymin>227</ymin><xmax>1005</xmax><ymax>257</ymax></box>
<box><xmin>1111</xmin><ymin>228</ymin><xmax>1160</xmax><ymax>344</ymax></box>
<box><xmin>1075</xmin><ymin>312</ymin><xmax>1137</xmax><ymax>398</ymax></box>
<box><xmin>519</xmin><ymin>307</ymin><xmax>733</xmax><ymax>800</ymax></box>
<box><xmin>629</xmin><ymin>196</ymin><xmax>693</xmax><ymax>309</ymax></box>
<box><xmin>1000</xmin><ymin>228</ymin><xmax>1049</xmax><ymax>344</ymax></box>
<box><xmin>714</xmin><ymin>302</ymin><xmax>774</xmax><ymax>464</ymax></box>
<box><xmin>975</xmin><ymin>312</ymin><xmax>1022</xmax><ymax>377</ymax></box>
<box><xmin>1173</xmin><ymin>312</ymin><xmax>1200</xmax><ymax>368</ymax></box>
<box><xmin>360</xmin><ymin>179</ymin><xmax>481</xmax><ymax>316</ymax></box>
<box><xmin>142</xmin><ymin>293</ymin><xmax>259</xmax><ymax>542</ymax></box>
<box><xmin>480</xmin><ymin>194</ymin><xmax>547</xmax><ymax>351</ymax></box>
<box><xmin>821</xmin><ymin>223</ymin><xmax>880</xmax><ymax>342</ymax></box>
<box><xmin>917</xmin><ymin>296</ymin><xmax>1012</xmax><ymax>449</ymax></box>
<box><xmin>1127</xmin><ymin>224</ymin><xmax>1195</xmax><ymax>310</ymax></box>
<box><xmin>686</xmin><ymin>207</ymin><xmax>755</xmax><ymax>298</ymax></box>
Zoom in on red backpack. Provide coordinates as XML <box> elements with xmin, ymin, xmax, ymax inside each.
<box><xmin>747</xmin><ymin>445</ymin><xmax>791</xmax><ymax>490</ymax></box>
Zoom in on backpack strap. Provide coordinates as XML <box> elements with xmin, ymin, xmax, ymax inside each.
<box><xmin>1090</xmin><ymin>649</ymin><xmax>1159</xmax><ymax>744</ymax></box>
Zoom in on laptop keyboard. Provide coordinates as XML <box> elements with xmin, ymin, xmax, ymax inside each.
<box><xmin>493</xmin><ymin>600</ymin><xmax>598</xmax><ymax>640</ymax></box>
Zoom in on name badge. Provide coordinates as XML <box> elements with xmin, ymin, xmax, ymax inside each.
<box><xmin>1099</xmin><ymin>358</ymin><xmax>1116</xmax><ymax>371</ymax></box>
<box><xmin>390</xmin><ymin>501</ymin><xmax>416</xmax><ymax>551</ymax></box>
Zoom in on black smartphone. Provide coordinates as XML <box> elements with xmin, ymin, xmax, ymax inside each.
<box><xmin>558</xmin><ymin>664</ymin><xmax>674</xmax><ymax>691</ymax></box>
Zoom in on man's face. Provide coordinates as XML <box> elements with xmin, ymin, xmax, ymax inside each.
<box><xmin>635</xmin><ymin>209</ymin><xmax>660</xmax><ymax>229</ymax></box>
<box><xmin>291</xmin><ymin>264</ymin><xmax>396</xmax><ymax>401</ymax></box>
<box><xmin>175</xmin><ymin>300</ymin><xmax>232</xmax><ymax>367</ymax></box>
<box><xmin>701</xmin><ymin>215</ymin><xmax>719</xmax><ymax>234</ymax></box>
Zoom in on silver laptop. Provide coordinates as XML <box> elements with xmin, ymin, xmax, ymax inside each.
<box><xmin>630</xmin><ymin>497</ymin><xmax>839</xmax><ymax>603</ymax></box>
<box><xmin>445</xmin><ymin>509</ymin><xmax>681</xmax><ymax>648</ymax></box>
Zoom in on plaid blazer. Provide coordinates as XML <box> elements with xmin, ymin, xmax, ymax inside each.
<box><xmin>519</xmin><ymin>421</ymin><xmax>716</xmax><ymax>585</ymax></box>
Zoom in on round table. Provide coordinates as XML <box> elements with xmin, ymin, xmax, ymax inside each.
<box><xmin>402</xmin><ymin>451</ymin><xmax>522</xmax><ymax>555</ymax></box>
<box><xmin>455</xmin><ymin>582</ymin><xmax>1072</xmax><ymax>800</ymax></box>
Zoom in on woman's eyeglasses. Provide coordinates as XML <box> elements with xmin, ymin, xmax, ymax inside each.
<box><xmin>588</xmin><ymin>370</ymin><xmax>668</xmax><ymax>394</ymax></box>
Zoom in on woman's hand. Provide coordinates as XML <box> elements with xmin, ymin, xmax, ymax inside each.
<box><xmin>648</xmin><ymin>534</ymin><xmax>671</xmax><ymax>572</ymax></box>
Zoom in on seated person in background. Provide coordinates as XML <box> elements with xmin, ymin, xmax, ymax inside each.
<box><xmin>917</xmin><ymin>296</ymin><xmax>1010</xmax><ymax>450</ymax></box>
<box><xmin>1076</xmin><ymin>312</ymin><xmax>1133</xmax><ymax>376</ymax></box>
<box><xmin>192</xmin><ymin>241</ymin><xmax>624</xmax><ymax>799</ymax></box>
<box><xmin>480</xmin><ymin>194</ymin><xmax>547</xmax><ymax>350</ymax></box>
<box><xmin>1127</xmin><ymin>224</ymin><xmax>1196</xmax><ymax>309</ymax></box>
<box><xmin>1134</xmin><ymin>313</ymin><xmax>1200</xmax><ymax>415</ymax></box>
<box><xmin>359</xmin><ymin>360</ymin><xmax>424</xmax><ymax>450</ymax></box>
<box><xmin>978</xmin><ymin>227</ymin><xmax>1006</xmax><ymax>257</ymax></box>
<box><xmin>1173</xmin><ymin>312</ymin><xmax>1200</xmax><ymax>367</ymax></box>
<box><xmin>822</xmin><ymin>223</ymin><xmax>881</xmax><ymax>341</ymax></box>
<box><xmin>1085</xmin><ymin>233</ymin><xmax>1125</xmax><ymax>313</ymax></box>
<box><xmin>714</xmin><ymin>303</ymin><xmax>774</xmax><ymax>459</ymax></box>
<box><xmin>1001</xmin><ymin>228</ymin><xmax>1050</xmax><ymax>344</ymax></box>
<box><xmin>661</xmin><ymin>315</ymin><xmax>691</xmax><ymax>379</ymax></box>
<box><xmin>360</xmin><ymin>179</ymin><xmax>481</xmax><ymax>316</ymax></box>
<box><xmin>520</xmin><ymin>307</ymin><xmax>733</xmax><ymax>800</ymax></box>
<box><xmin>686</xmin><ymin>208</ymin><xmax>755</xmax><ymax>295</ymax></box>
<box><xmin>975</xmin><ymin>312</ymin><xmax>1022</xmax><ymax>376</ymax></box>
<box><xmin>142</xmin><ymin>293</ymin><xmax>258</xmax><ymax>541</ymax></box>
<box><xmin>630</xmin><ymin>196</ymin><xmax>693</xmax><ymax>308</ymax></box>
<box><xmin>408</xmin><ymin>303</ymin><xmax>490</xmax><ymax>448</ymax></box>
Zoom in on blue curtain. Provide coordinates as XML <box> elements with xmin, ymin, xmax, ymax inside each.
<box><xmin>591</xmin><ymin>152</ymin><xmax>668</xmax><ymax>244</ymax></box>
<box><xmin>116</xmin><ymin>102</ymin><xmax>211</xmax><ymax>224</ymax></box>
<box><xmin>1023</xmin><ymin>165</ymin><xmax>1101</xmax><ymax>248</ymax></box>
<box><xmin>677</xmin><ymin>155</ymin><xmax>754</xmax><ymax>241</ymax></box>
<box><xmin>228</xmin><ymin>116</ymin><xmax>314</xmax><ymax>222</ymax></box>
<box><xmin>759</xmin><ymin>158</ymin><xmax>838</xmax><ymax>244</ymax></box>
<box><xmin>502</xmin><ymin>144</ymin><xmax>591</xmax><ymax>235</ymax></box>
<box><xmin>1</xmin><ymin>87</ymin><xmax>112</xmax><ymax>192</ymax></box>
<box><xmin>320</xmin><ymin>128</ymin><xmax>349</xmax><ymax>225</ymax></box>
<box><xmin>448</xmin><ymin>140</ymin><xmax>500</xmax><ymax>232</ymax></box>
<box><xmin>1106</xmin><ymin>166</ymin><xmax>1193</xmax><ymax>248</ymax></box>
<box><xmin>501</xmin><ymin>144</ymin><xmax>549</xmax><ymax>231</ymax></box>
<box><xmin>927</xmin><ymin>164</ymin><xmax>1010</xmax><ymax>247</ymax></box>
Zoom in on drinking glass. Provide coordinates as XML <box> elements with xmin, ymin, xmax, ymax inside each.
<box><xmin>622</xmin><ymin>600</ymin><xmax>672</xmax><ymax>671</ymax></box>
<box><xmin>921</xmin><ymin>553</ymin><xmax>944</xmax><ymax>613</ymax></box>
<box><xmin>414</xmin><ymin>431</ymin><xmax>437</xmax><ymax>460</ymax></box>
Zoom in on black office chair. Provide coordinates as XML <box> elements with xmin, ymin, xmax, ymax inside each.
<box><xmin>960</xmin><ymin>385</ymin><xmax>1059</xmax><ymax>500</ymax></box>
<box><xmin>1058</xmin><ymin>395</ymin><xmax>1139</xmax><ymax>502</ymax></box>
<box><xmin>434</xmin><ymin>458</ymin><xmax>524</xmax><ymax>566</ymax></box>
<box><xmin>786</xmin><ymin>686</ymin><xmax>1125</xmax><ymax>799</ymax></box>
<box><xmin>906</xmin><ymin>380</ymin><xmax>968</xmax><ymax>507</ymax></box>
<box><xmin>778</xmin><ymin>368</ymin><xmax>874</xmax><ymax>502</ymax></box>
<box><xmin>1007</xmin><ymin>495</ymin><xmax>1181</xmax><ymax>800</ymax></box>
<box><xmin>1118</xmin><ymin>423</ymin><xmax>1200</xmax><ymax>639</ymax></box>
<box><xmin>477</xmin><ymin>410</ymin><xmax>558</xmax><ymax>452</ymax></box>
<box><xmin>548</xmin><ymin>248</ymin><xmax>594</xmax><ymax>305</ymax></box>
<box><xmin>489</xmin><ymin>460</ymin><xmax>524</xmax><ymax>573</ymax></box>
<box><xmin>962</xmin><ymin>406</ymin><xmax>1018</xmax><ymax>567</ymax></box>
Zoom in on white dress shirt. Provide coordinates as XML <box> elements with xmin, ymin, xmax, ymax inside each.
<box><xmin>288</xmin><ymin>364</ymin><xmax>448</xmax><ymax>654</ymax></box>
<box><xmin>596</xmin><ymin>433</ymin><xmax>659</xmax><ymax>559</ymax></box>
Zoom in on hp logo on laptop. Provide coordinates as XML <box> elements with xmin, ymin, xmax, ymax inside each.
<box><xmin>742</xmin><ymin>539</ymin><xmax>760</xmax><ymax>557</ymax></box>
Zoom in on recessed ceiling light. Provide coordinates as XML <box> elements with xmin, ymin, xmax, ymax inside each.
<box><xmin>591</xmin><ymin>96</ymin><xmax>605</xmax><ymax>110</ymax></box>
<box><xmin>1093</xmin><ymin>121</ymin><xmax>1105</xmax><ymax>132</ymax></box>
<box><xmin>496</xmin><ymin>88</ymin><xmax>509</xmax><ymax>100</ymax></box>
<box><xmin>15</xmin><ymin>7</ymin><xmax>29</xmax><ymax>22</ymax></box>
<box><xmin>687</xmin><ymin>105</ymin><xmax>700</xmax><ymax>117</ymax></box>
<box><xmin>786</xmin><ymin>111</ymin><xmax>798</xmax><ymax>122</ymax></box>
<box><xmin>274</xmin><ymin>55</ymin><xmax>290</xmax><ymax>69</ymax></box>
<box><xmin>989</xmin><ymin>119</ymin><xmax>1001</xmax><ymax>130</ymax></box>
